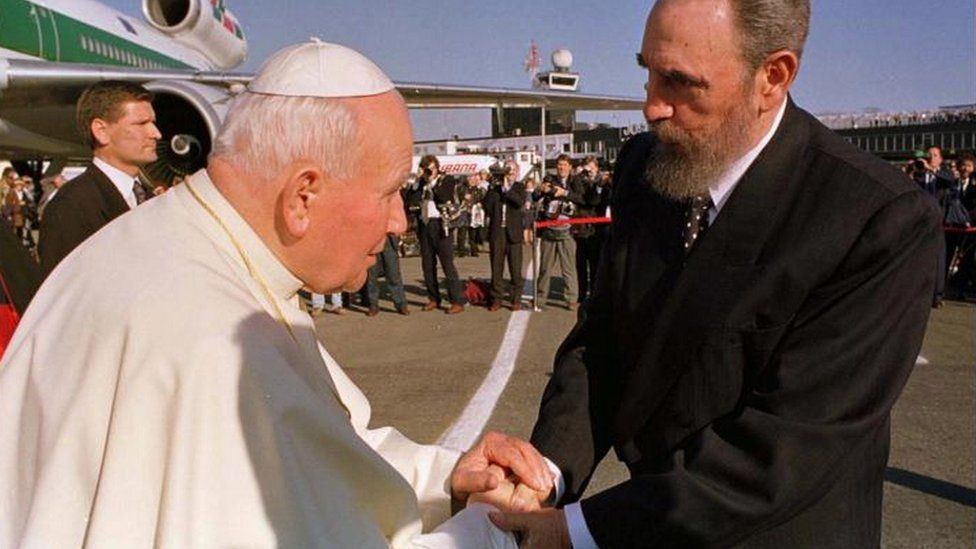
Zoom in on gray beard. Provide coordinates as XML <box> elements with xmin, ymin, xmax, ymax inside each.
<box><xmin>643</xmin><ymin>105</ymin><xmax>753</xmax><ymax>202</ymax></box>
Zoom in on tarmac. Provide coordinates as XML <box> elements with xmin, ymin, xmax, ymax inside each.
<box><xmin>316</xmin><ymin>252</ymin><xmax>975</xmax><ymax>548</ymax></box>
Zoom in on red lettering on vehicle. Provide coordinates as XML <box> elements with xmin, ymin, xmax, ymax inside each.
<box><xmin>443</xmin><ymin>164</ymin><xmax>477</xmax><ymax>174</ymax></box>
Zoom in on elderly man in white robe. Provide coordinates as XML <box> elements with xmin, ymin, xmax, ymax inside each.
<box><xmin>0</xmin><ymin>40</ymin><xmax>553</xmax><ymax>548</ymax></box>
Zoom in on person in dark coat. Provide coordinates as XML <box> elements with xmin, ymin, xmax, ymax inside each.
<box><xmin>482</xmin><ymin>160</ymin><xmax>527</xmax><ymax>310</ymax></box>
<box><xmin>39</xmin><ymin>81</ymin><xmax>161</xmax><ymax>276</ymax></box>
<box><xmin>489</xmin><ymin>1</ymin><xmax>942</xmax><ymax>547</ymax></box>
<box><xmin>409</xmin><ymin>154</ymin><xmax>465</xmax><ymax>313</ymax></box>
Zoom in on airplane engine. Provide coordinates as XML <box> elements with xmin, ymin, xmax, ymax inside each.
<box><xmin>141</xmin><ymin>80</ymin><xmax>233</xmax><ymax>185</ymax></box>
<box><xmin>142</xmin><ymin>0</ymin><xmax>247</xmax><ymax>70</ymax></box>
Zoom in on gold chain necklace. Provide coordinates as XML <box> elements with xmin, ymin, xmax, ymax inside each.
<box><xmin>185</xmin><ymin>180</ymin><xmax>350</xmax><ymax>418</ymax></box>
<box><xmin>185</xmin><ymin>180</ymin><xmax>297</xmax><ymax>343</ymax></box>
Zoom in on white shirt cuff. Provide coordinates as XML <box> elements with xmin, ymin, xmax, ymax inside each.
<box><xmin>543</xmin><ymin>458</ymin><xmax>598</xmax><ymax>547</ymax></box>
<box><xmin>544</xmin><ymin>457</ymin><xmax>565</xmax><ymax>502</ymax></box>
<box><xmin>564</xmin><ymin>502</ymin><xmax>599</xmax><ymax>549</ymax></box>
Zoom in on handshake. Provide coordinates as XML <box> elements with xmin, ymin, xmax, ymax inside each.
<box><xmin>450</xmin><ymin>432</ymin><xmax>570</xmax><ymax>548</ymax></box>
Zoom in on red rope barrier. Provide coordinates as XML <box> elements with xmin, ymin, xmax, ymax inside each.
<box><xmin>534</xmin><ymin>221</ymin><xmax>975</xmax><ymax>232</ymax></box>
<box><xmin>535</xmin><ymin>217</ymin><xmax>612</xmax><ymax>229</ymax></box>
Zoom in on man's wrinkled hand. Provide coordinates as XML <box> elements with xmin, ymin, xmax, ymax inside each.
<box><xmin>450</xmin><ymin>432</ymin><xmax>552</xmax><ymax>508</ymax></box>
<box><xmin>467</xmin><ymin>465</ymin><xmax>547</xmax><ymax>512</ymax></box>
<box><xmin>489</xmin><ymin>508</ymin><xmax>571</xmax><ymax>549</ymax></box>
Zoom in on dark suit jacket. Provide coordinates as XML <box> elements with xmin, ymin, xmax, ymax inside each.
<box><xmin>482</xmin><ymin>180</ymin><xmax>527</xmax><ymax>243</ymax></box>
<box><xmin>960</xmin><ymin>177</ymin><xmax>976</xmax><ymax>219</ymax></box>
<box><xmin>530</xmin><ymin>100</ymin><xmax>942</xmax><ymax>548</ymax></box>
<box><xmin>38</xmin><ymin>165</ymin><xmax>130</xmax><ymax>275</ymax></box>
<box><xmin>571</xmin><ymin>173</ymin><xmax>606</xmax><ymax>239</ymax></box>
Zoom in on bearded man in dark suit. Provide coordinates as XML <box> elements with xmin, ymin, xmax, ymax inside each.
<box><xmin>490</xmin><ymin>1</ymin><xmax>942</xmax><ymax>547</ymax></box>
<box><xmin>39</xmin><ymin>81</ymin><xmax>161</xmax><ymax>275</ymax></box>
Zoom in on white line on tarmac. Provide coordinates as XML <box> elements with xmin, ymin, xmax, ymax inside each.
<box><xmin>916</xmin><ymin>355</ymin><xmax>929</xmax><ymax>365</ymax></box>
<box><xmin>437</xmin><ymin>310</ymin><xmax>532</xmax><ymax>452</ymax></box>
<box><xmin>437</xmin><ymin>245</ymin><xmax>537</xmax><ymax>452</ymax></box>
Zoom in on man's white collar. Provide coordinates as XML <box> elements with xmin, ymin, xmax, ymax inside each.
<box><xmin>92</xmin><ymin>157</ymin><xmax>138</xmax><ymax>209</ymax></box>
<box><xmin>709</xmin><ymin>100</ymin><xmax>788</xmax><ymax>215</ymax></box>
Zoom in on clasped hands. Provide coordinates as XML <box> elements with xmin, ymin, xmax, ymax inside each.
<box><xmin>450</xmin><ymin>432</ymin><xmax>570</xmax><ymax>548</ymax></box>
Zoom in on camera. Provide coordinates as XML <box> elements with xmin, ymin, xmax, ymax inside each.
<box><xmin>487</xmin><ymin>162</ymin><xmax>507</xmax><ymax>185</ymax></box>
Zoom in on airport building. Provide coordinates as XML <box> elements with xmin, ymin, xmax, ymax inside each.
<box><xmin>417</xmin><ymin>105</ymin><xmax>976</xmax><ymax>169</ymax></box>
<box><xmin>821</xmin><ymin>105</ymin><xmax>976</xmax><ymax>161</ymax></box>
<box><xmin>414</xmin><ymin>113</ymin><xmax>648</xmax><ymax>168</ymax></box>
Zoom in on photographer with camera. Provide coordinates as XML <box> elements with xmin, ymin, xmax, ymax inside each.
<box><xmin>534</xmin><ymin>154</ymin><xmax>588</xmax><ymax>310</ymax></box>
<box><xmin>483</xmin><ymin>160</ymin><xmax>528</xmax><ymax>311</ymax></box>
<box><xmin>457</xmin><ymin>172</ymin><xmax>487</xmax><ymax>257</ymax></box>
<box><xmin>573</xmin><ymin>156</ymin><xmax>609</xmax><ymax>304</ymax></box>
<box><xmin>414</xmin><ymin>154</ymin><xmax>465</xmax><ymax>314</ymax></box>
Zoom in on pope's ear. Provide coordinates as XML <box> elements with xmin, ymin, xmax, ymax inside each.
<box><xmin>280</xmin><ymin>165</ymin><xmax>326</xmax><ymax>238</ymax></box>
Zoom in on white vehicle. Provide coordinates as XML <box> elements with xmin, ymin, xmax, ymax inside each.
<box><xmin>411</xmin><ymin>151</ymin><xmax>541</xmax><ymax>181</ymax></box>
<box><xmin>411</xmin><ymin>154</ymin><xmax>498</xmax><ymax>178</ymax></box>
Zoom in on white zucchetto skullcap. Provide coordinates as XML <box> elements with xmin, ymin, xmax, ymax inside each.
<box><xmin>248</xmin><ymin>38</ymin><xmax>395</xmax><ymax>98</ymax></box>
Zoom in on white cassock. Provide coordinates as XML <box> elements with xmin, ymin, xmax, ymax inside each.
<box><xmin>0</xmin><ymin>170</ymin><xmax>515</xmax><ymax>549</ymax></box>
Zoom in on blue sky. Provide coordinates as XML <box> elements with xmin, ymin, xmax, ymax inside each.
<box><xmin>104</xmin><ymin>0</ymin><xmax>975</xmax><ymax>139</ymax></box>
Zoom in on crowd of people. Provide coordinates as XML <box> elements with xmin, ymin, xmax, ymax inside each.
<box><xmin>299</xmin><ymin>152</ymin><xmax>614</xmax><ymax>317</ymax></box>
<box><xmin>0</xmin><ymin>168</ymin><xmax>67</xmax><ymax>252</ymax></box>
<box><xmin>819</xmin><ymin>107</ymin><xmax>976</xmax><ymax>130</ymax></box>
<box><xmin>904</xmin><ymin>145</ymin><xmax>976</xmax><ymax>303</ymax></box>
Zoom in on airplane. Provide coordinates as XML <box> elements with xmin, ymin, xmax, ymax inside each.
<box><xmin>0</xmin><ymin>0</ymin><xmax>643</xmax><ymax>184</ymax></box>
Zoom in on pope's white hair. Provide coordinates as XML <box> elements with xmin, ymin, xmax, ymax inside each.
<box><xmin>210</xmin><ymin>91</ymin><xmax>360</xmax><ymax>182</ymax></box>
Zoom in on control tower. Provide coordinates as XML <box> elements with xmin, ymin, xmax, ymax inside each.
<box><xmin>492</xmin><ymin>49</ymin><xmax>580</xmax><ymax>138</ymax></box>
<box><xmin>536</xmin><ymin>48</ymin><xmax>580</xmax><ymax>92</ymax></box>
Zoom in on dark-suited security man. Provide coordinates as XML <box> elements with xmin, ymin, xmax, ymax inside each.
<box><xmin>483</xmin><ymin>160</ymin><xmax>528</xmax><ymax>311</ymax></box>
<box><xmin>489</xmin><ymin>0</ymin><xmax>942</xmax><ymax>547</ymax></box>
<box><xmin>39</xmin><ymin>81</ymin><xmax>161</xmax><ymax>275</ymax></box>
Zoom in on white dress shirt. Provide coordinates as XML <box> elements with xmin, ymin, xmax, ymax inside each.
<box><xmin>559</xmin><ymin>99</ymin><xmax>788</xmax><ymax>549</ymax></box>
<box><xmin>92</xmin><ymin>156</ymin><xmax>139</xmax><ymax>209</ymax></box>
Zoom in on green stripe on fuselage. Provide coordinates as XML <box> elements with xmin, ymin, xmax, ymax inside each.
<box><xmin>0</xmin><ymin>0</ymin><xmax>192</xmax><ymax>69</ymax></box>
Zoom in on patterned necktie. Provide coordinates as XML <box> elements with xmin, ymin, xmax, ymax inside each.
<box><xmin>132</xmin><ymin>179</ymin><xmax>147</xmax><ymax>206</ymax></box>
<box><xmin>683</xmin><ymin>194</ymin><xmax>713</xmax><ymax>254</ymax></box>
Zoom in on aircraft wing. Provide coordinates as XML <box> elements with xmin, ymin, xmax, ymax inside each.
<box><xmin>0</xmin><ymin>59</ymin><xmax>250</xmax><ymax>103</ymax></box>
<box><xmin>0</xmin><ymin>59</ymin><xmax>643</xmax><ymax>110</ymax></box>
<box><xmin>0</xmin><ymin>59</ymin><xmax>642</xmax><ymax>179</ymax></box>
<box><xmin>395</xmin><ymin>81</ymin><xmax>643</xmax><ymax>110</ymax></box>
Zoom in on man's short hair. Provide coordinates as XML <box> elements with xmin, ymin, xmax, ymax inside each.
<box><xmin>556</xmin><ymin>154</ymin><xmax>573</xmax><ymax>165</ymax></box>
<box><xmin>2</xmin><ymin>167</ymin><xmax>15</xmax><ymax>179</ymax></box>
<box><xmin>957</xmin><ymin>151</ymin><xmax>975</xmax><ymax>164</ymax></box>
<box><xmin>419</xmin><ymin>154</ymin><xmax>440</xmax><ymax>171</ymax></box>
<box><xmin>582</xmin><ymin>155</ymin><xmax>599</xmax><ymax>167</ymax></box>
<box><xmin>76</xmin><ymin>81</ymin><xmax>154</xmax><ymax>149</ymax></box>
<box><xmin>730</xmin><ymin>0</ymin><xmax>811</xmax><ymax>71</ymax></box>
